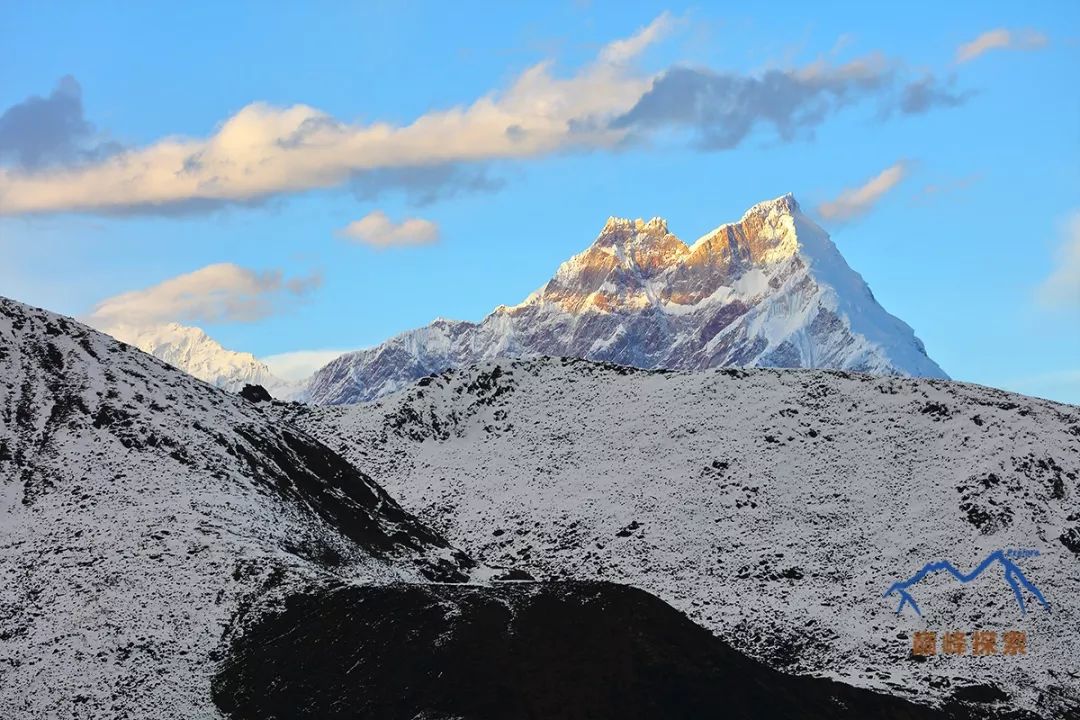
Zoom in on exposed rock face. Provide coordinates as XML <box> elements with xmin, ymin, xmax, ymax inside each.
<box><xmin>213</xmin><ymin>581</ymin><xmax>959</xmax><ymax>720</ymax></box>
<box><xmin>239</xmin><ymin>383</ymin><xmax>273</xmax><ymax>403</ymax></box>
<box><xmin>307</xmin><ymin>195</ymin><xmax>946</xmax><ymax>405</ymax></box>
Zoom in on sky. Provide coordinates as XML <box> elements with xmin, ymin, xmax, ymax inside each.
<box><xmin>1</xmin><ymin>1</ymin><xmax>1078</xmax><ymax>403</ymax></box>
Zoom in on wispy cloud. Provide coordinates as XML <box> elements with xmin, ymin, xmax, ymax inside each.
<box><xmin>350</xmin><ymin>163</ymin><xmax>505</xmax><ymax>207</ymax></box>
<box><xmin>956</xmin><ymin>28</ymin><xmax>1049</xmax><ymax>64</ymax></box>
<box><xmin>337</xmin><ymin>210</ymin><xmax>440</xmax><ymax>248</ymax></box>
<box><xmin>914</xmin><ymin>172</ymin><xmax>982</xmax><ymax>203</ymax></box>
<box><xmin>611</xmin><ymin>54</ymin><xmax>895</xmax><ymax>149</ymax></box>
<box><xmin>261</xmin><ymin>349</ymin><xmax>350</xmax><ymax>381</ymax></box>
<box><xmin>1037</xmin><ymin>212</ymin><xmax>1080</xmax><ymax>309</ymax></box>
<box><xmin>599</xmin><ymin>11</ymin><xmax>676</xmax><ymax>64</ymax></box>
<box><xmin>86</xmin><ymin>263</ymin><xmax>321</xmax><ymax>331</ymax></box>
<box><xmin>897</xmin><ymin>74</ymin><xmax>974</xmax><ymax>115</ymax></box>
<box><xmin>817</xmin><ymin>162</ymin><xmax>908</xmax><ymax>222</ymax></box>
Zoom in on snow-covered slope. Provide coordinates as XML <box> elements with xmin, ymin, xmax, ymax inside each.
<box><xmin>287</xmin><ymin>358</ymin><xmax>1080</xmax><ymax>718</ymax></box>
<box><xmin>306</xmin><ymin>195</ymin><xmax>947</xmax><ymax>404</ymax></box>
<box><xmin>104</xmin><ymin>322</ymin><xmax>303</xmax><ymax>399</ymax></box>
<box><xmin>1</xmin><ymin>295</ymin><xmax>963</xmax><ymax>719</ymax></box>
<box><xmin>0</xmin><ymin>296</ymin><xmax>475</xmax><ymax>719</ymax></box>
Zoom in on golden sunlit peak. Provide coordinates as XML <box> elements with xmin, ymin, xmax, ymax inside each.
<box><xmin>740</xmin><ymin>193</ymin><xmax>800</xmax><ymax>220</ymax></box>
<box><xmin>600</xmin><ymin>215</ymin><xmax>669</xmax><ymax>234</ymax></box>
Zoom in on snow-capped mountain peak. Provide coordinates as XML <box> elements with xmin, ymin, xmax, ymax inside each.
<box><xmin>596</xmin><ymin>215</ymin><xmax>672</xmax><ymax>243</ymax></box>
<box><xmin>691</xmin><ymin>192</ymin><xmax>803</xmax><ymax>262</ymax></box>
<box><xmin>305</xmin><ymin>195</ymin><xmax>947</xmax><ymax>404</ymax></box>
<box><xmin>739</xmin><ymin>191</ymin><xmax>799</xmax><ymax>218</ymax></box>
<box><xmin>102</xmin><ymin>321</ymin><xmax>301</xmax><ymax>398</ymax></box>
<box><xmin>533</xmin><ymin>194</ymin><xmax>813</xmax><ymax>316</ymax></box>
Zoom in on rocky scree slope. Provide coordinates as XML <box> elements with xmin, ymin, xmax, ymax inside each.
<box><xmin>285</xmin><ymin>357</ymin><xmax>1080</xmax><ymax>719</ymax></box>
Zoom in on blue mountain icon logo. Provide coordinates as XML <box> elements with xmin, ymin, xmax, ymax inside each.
<box><xmin>883</xmin><ymin>549</ymin><xmax>1051</xmax><ymax>616</ymax></box>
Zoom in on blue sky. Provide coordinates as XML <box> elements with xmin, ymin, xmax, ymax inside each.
<box><xmin>1</xmin><ymin>2</ymin><xmax>1077</xmax><ymax>402</ymax></box>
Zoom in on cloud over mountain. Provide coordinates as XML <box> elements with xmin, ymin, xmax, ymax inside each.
<box><xmin>261</xmin><ymin>349</ymin><xmax>351</xmax><ymax>382</ymax></box>
<box><xmin>86</xmin><ymin>262</ymin><xmax>321</xmax><ymax>331</ymax></box>
<box><xmin>956</xmin><ymin>28</ymin><xmax>1049</xmax><ymax>64</ymax></box>
<box><xmin>0</xmin><ymin>16</ymin><xmax>669</xmax><ymax>216</ymax></box>
<box><xmin>817</xmin><ymin>162</ymin><xmax>907</xmax><ymax>222</ymax></box>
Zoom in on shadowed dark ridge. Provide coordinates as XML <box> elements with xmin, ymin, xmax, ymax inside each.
<box><xmin>213</xmin><ymin>581</ymin><xmax>975</xmax><ymax>720</ymax></box>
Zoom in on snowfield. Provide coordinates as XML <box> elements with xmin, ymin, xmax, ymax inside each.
<box><xmin>287</xmin><ymin>357</ymin><xmax>1080</xmax><ymax>719</ymax></box>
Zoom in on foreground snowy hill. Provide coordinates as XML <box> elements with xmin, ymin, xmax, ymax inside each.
<box><xmin>306</xmin><ymin>195</ymin><xmax>946</xmax><ymax>404</ymax></box>
<box><xmin>288</xmin><ymin>358</ymin><xmax>1080</xmax><ymax>719</ymax></box>
<box><xmin>1</xmin><ymin>296</ymin><xmax>960</xmax><ymax>719</ymax></box>
<box><xmin>0</xmin><ymin>297</ymin><xmax>475</xmax><ymax>718</ymax></box>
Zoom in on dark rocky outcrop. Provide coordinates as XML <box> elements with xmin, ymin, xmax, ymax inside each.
<box><xmin>214</xmin><ymin>581</ymin><xmax>955</xmax><ymax>720</ymax></box>
<box><xmin>238</xmin><ymin>383</ymin><xmax>273</xmax><ymax>403</ymax></box>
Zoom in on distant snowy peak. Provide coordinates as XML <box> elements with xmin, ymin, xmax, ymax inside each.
<box><xmin>306</xmin><ymin>194</ymin><xmax>947</xmax><ymax>405</ymax></box>
<box><xmin>105</xmin><ymin>322</ymin><xmax>301</xmax><ymax>399</ymax></box>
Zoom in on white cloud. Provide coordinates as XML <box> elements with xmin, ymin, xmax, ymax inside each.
<box><xmin>337</xmin><ymin>210</ymin><xmax>440</xmax><ymax>248</ymax></box>
<box><xmin>599</xmin><ymin>11</ymin><xmax>674</xmax><ymax>64</ymax></box>
<box><xmin>86</xmin><ymin>262</ymin><xmax>321</xmax><ymax>331</ymax></box>
<box><xmin>1037</xmin><ymin>212</ymin><xmax>1080</xmax><ymax>309</ymax></box>
<box><xmin>0</xmin><ymin>15</ymin><xmax>670</xmax><ymax>216</ymax></box>
<box><xmin>955</xmin><ymin>28</ymin><xmax>1048</xmax><ymax>64</ymax></box>
<box><xmin>261</xmin><ymin>349</ymin><xmax>350</xmax><ymax>381</ymax></box>
<box><xmin>817</xmin><ymin>161</ymin><xmax>908</xmax><ymax>222</ymax></box>
<box><xmin>0</xmin><ymin>14</ymin><xmax>974</xmax><ymax>217</ymax></box>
